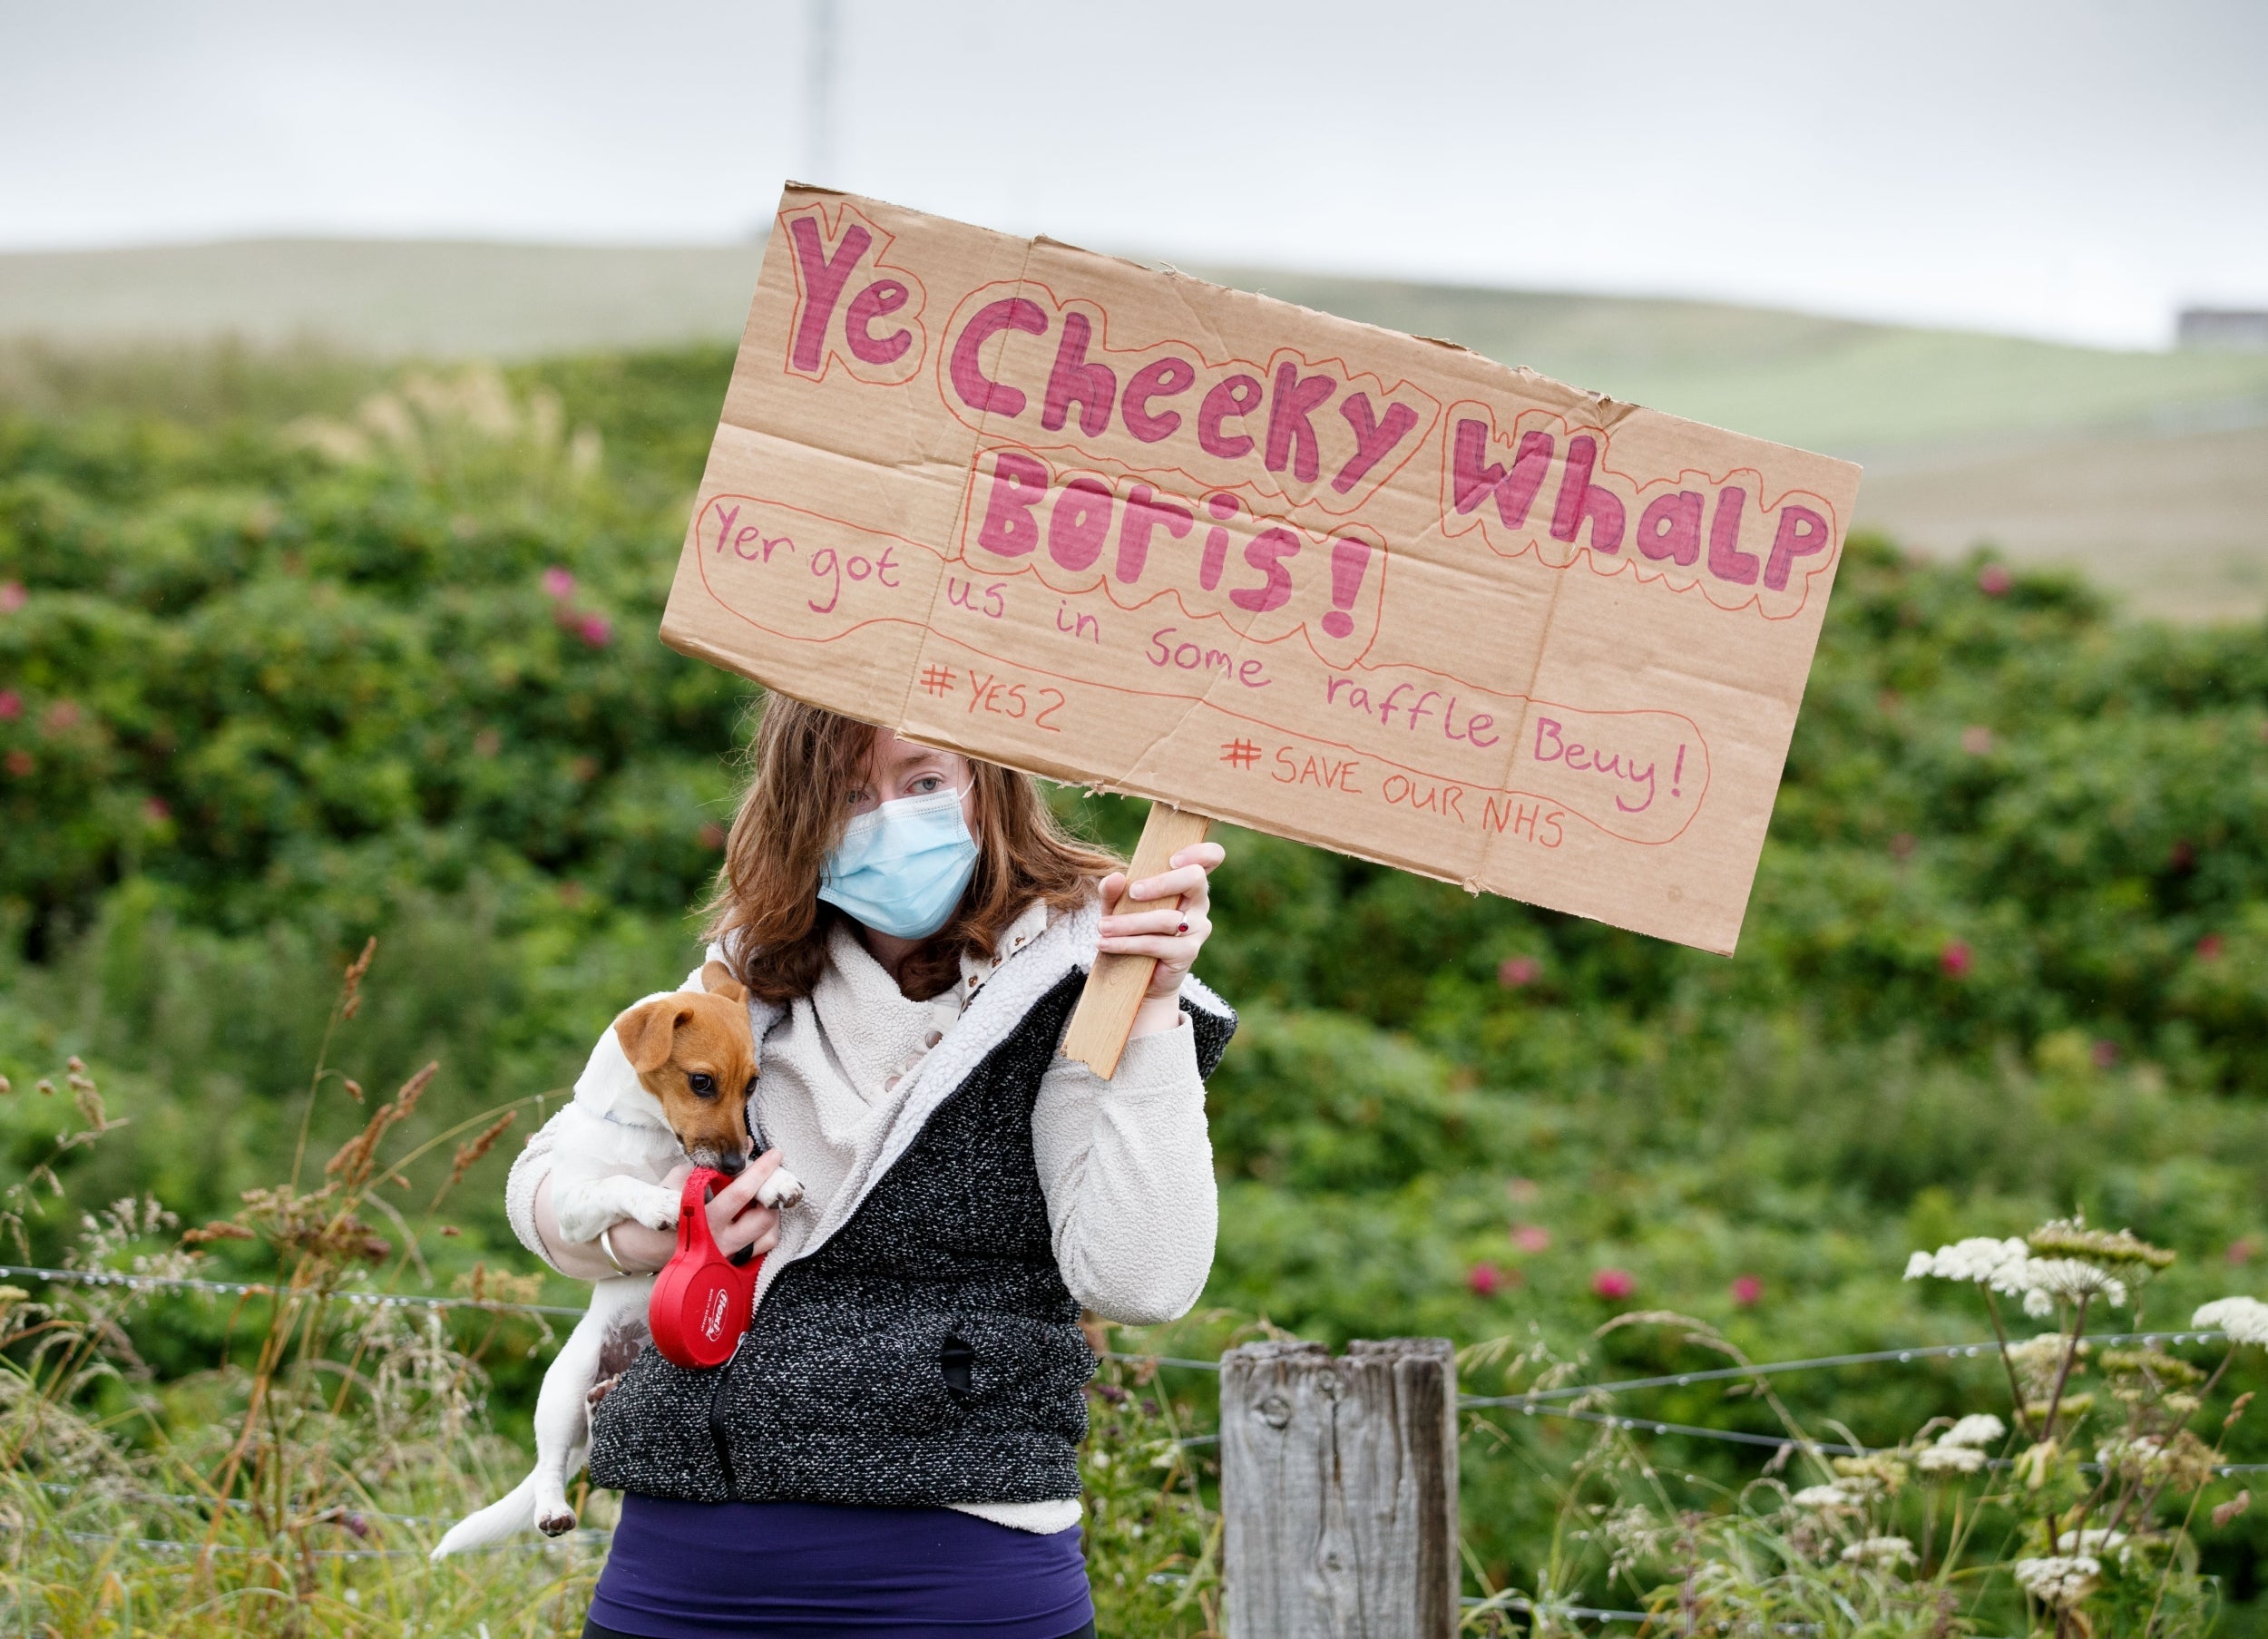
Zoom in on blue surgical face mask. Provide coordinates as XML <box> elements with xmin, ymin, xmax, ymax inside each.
<box><xmin>816</xmin><ymin>783</ymin><xmax>979</xmax><ymax>940</ymax></box>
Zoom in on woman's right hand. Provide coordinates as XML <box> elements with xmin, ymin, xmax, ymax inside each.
<box><xmin>665</xmin><ymin>1152</ymin><xmax>787</xmax><ymax>1263</ymax></box>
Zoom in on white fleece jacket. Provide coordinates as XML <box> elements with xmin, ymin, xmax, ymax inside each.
<box><xmin>503</xmin><ymin>896</ymin><xmax>1222</xmax><ymax>1533</ymax></box>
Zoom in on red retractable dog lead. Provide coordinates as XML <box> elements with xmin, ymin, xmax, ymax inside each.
<box><xmin>649</xmin><ymin>1167</ymin><xmax>761</xmax><ymax>1370</ymax></box>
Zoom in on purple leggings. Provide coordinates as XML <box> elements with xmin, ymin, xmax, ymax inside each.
<box><xmin>583</xmin><ymin>1494</ymin><xmax>1095</xmax><ymax>1639</ymax></box>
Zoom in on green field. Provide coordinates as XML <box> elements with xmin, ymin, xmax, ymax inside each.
<box><xmin>1205</xmin><ymin>266</ymin><xmax>2268</xmax><ymax>455</ymax></box>
<box><xmin>5</xmin><ymin>238</ymin><xmax>2264</xmax><ymax>619</ymax></box>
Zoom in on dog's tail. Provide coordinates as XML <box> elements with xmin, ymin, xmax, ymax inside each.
<box><xmin>430</xmin><ymin>1473</ymin><xmax>541</xmax><ymax>1560</ymax></box>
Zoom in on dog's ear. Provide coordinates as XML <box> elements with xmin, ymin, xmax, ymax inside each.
<box><xmin>614</xmin><ymin>997</ymin><xmax>693</xmax><ymax>1074</ymax></box>
<box><xmin>700</xmin><ymin>959</ymin><xmax>748</xmax><ymax>1006</ymax></box>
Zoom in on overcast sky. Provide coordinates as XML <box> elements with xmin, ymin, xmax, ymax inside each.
<box><xmin>4</xmin><ymin>0</ymin><xmax>2263</xmax><ymax>348</ymax></box>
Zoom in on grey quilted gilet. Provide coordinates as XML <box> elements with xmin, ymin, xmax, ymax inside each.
<box><xmin>587</xmin><ymin>972</ymin><xmax>1234</xmax><ymax>1506</ymax></box>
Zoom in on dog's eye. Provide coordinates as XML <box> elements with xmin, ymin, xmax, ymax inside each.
<box><xmin>744</xmin><ymin>1078</ymin><xmax>758</xmax><ymax>1099</ymax></box>
<box><xmin>689</xmin><ymin>1072</ymin><xmax>717</xmax><ymax>1098</ymax></box>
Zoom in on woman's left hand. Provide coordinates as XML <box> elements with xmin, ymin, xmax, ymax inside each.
<box><xmin>1098</xmin><ymin>841</ymin><xmax>1227</xmax><ymax>1001</ymax></box>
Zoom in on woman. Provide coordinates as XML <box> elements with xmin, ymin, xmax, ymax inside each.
<box><xmin>503</xmin><ymin>696</ymin><xmax>1232</xmax><ymax>1639</ymax></box>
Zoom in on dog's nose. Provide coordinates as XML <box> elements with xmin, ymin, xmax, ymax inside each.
<box><xmin>714</xmin><ymin>1149</ymin><xmax>747</xmax><ymax>1177</ymax></box>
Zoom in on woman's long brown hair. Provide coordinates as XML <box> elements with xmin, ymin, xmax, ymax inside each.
<box><xmin>702</xmin><ymin>696</ymin><xmax>1121</xmax><ymax>1002</ymax></box>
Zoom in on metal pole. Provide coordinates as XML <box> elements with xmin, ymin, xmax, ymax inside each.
<box><xmin>805</xmin><ymin>0</ymin><xmax>838</xmax><ymax>183</ymax></box>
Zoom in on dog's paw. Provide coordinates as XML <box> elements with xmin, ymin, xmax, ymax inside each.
<box><xmin>585</xmin><ymin>1374</ymin><xmax>621</xmax><ymax>1410</ymax></box>
<box><xmin>537</xmin><ymin>1507</ymin><xmax>578</xmax><ymax>1537</ymax></box>
<box><xmin>758</xmin><ymin>1166</ymin><xmax>806</xmax><ymax>1210</ymax></box>
<box><xmin>557</xmin><ymin>1175</ymin><xmax>674</xmax><ymax>1244</ymax></box>
<box><xmin>625</xmin><ymin>1183</ymin><xmax>680</xmax><ymax>1231</ymax></box>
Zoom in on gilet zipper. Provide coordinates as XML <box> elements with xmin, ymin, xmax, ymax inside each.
<box><xmin>707</xmin><ymin>1338</ymin><xmax>742</xmax><ymax>1496</ymax></box>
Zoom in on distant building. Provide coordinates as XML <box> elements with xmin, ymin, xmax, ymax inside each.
<box><xmin>2177</xmin><ymin>307</ymin><xmax>2268</xmax><ymax>351</ymax></box>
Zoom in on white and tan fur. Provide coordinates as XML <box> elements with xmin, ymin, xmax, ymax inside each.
<box><xmin>431</xmin><ymin>962</ymin><xmax>801</xmax><ymax>1557</ymax></box>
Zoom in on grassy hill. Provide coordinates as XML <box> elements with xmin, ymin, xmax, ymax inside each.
<box><xmin>3</xmin><ymin>237</ymin><xmax>2264</xmax><ymax>621</ymax></box>
<box><xmin>1202</xmin><ymin>267</ymin><xmax>2268</xmax><ymax>456</ymax></box>
<box><xmin>0</xmin><ymin>238</ymin><xmax>765</xmax><ymax>359</ymax></box>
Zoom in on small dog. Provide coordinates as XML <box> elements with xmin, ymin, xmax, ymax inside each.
<box><xmin>432</xmin><ymin>961</ymin><xmax>802</xmax><ymax>1557</ymax></box>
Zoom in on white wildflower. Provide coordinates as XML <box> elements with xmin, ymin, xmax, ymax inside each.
<box><xmin>2022</xmin><ymin>1258</ymin><xmax>2127</xmax><ymax>1312</ymax></box>
<box><xmin>1918</xmin><ymin>1444</ymin><xmax>1986</xmax><ymax>1475</ymax></box>
<box><xmin>2014</xmin><ymin>1555</ymin><xmax>2101</xmax><ymax>1608</ymax></box>
<box><xmin>1941</xmin><ymin>1413</ymin><xmax>2007</xmax><ymax>1449</ymax></box>
<box><xmin>1905</xmin><ymin>1237</ymin><xmax>2029</xmax><ymax>1287</ymax></box>
<box><xmin>2057</xmin><ymin>1528</ymin><xmax>2129</xmax><ymax>1565</ymax></box>
<box><xmin>2098</xmin><ymin>1431</ymin><xmax>2215</xmax><ymax>1490</ymax></box>
<box><xmin>2097</xmin><ymin>1435</ymin><xmax>2156</xmax><ymax>1475</ymax></box>
<box><xmin>2006</xmin><ymin>1333</ymin><xmax>2067</xmax><ymax>1369</ymax></box>
<box><xmin>1905</xmin><ymin>1238</ymin><xmax>2126</xmax><ymax>1311</ymax></box>
<box><xmin>2195</xmin><ymin>1297</ymin><xmax>2268</xmax><ymax>1346</ymax></box>
<box><xmin>1791</xmin><ymin>1483</ymin><xmax>1861</xmax><ymax>1509</ymax></box>
<box><xmin>1841</xmin><ymin>1537</ymin><xmax>1917</xmax><ymax>1568</ymax></box>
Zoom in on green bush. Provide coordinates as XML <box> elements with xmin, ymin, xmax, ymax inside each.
<box><xmin>4</xmin><ymin>346</ymin><xmax>2267</xmax><ymax>1629</ymax></box>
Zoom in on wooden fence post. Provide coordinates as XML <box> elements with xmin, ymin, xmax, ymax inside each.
<box><xmin>1220</xmin><ymin>1337</ymin><xmax>1459</xmax><ymax>1639</ymax></box>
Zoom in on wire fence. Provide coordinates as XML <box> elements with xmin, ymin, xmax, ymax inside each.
<box><xmin>0</xmin><ymin>1262</ymin><xmax>589</xmax><ymax>1318</ymax></box>
<box><xmin>9</xmin><ymin>1258</ymin><xmax>2266</xmax><ymax>1587</ymax></box>
<box><xmin>15</xmin><ymin>1260</ymin><xmax>2256</xmax><ymax>1450</ymax></box>
<box><xmin>1114</xmin><ymin>1328</ymin><xmax>2268</xmax><ymax>1474</ymax></box>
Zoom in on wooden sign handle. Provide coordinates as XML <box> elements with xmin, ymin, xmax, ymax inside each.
<box><xmin>1062</xmin><ymin>804</ymin><xmax>1213</xmax><ymax>1079</ymax></box>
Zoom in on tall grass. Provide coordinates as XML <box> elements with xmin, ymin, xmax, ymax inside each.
<box><xmin>1459</xmin><ymin>1224</ymin><xmax>2260</xmax><ymax>1639</ymax></box>
<box><xmin>1</xmin><ymin>948</ymin><xmax>599</xmax><ymax>1635</ymax></box>
<box><xmin>0</xmin><ymin>337</ymin><xmax>386</xmax><ymax>424</ymax></box>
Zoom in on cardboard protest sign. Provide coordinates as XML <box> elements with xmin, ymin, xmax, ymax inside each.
<box><xmin>661</xmin><ymin>185</ymin><xmax>1861</xmax><ymax>956</ymax></box>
